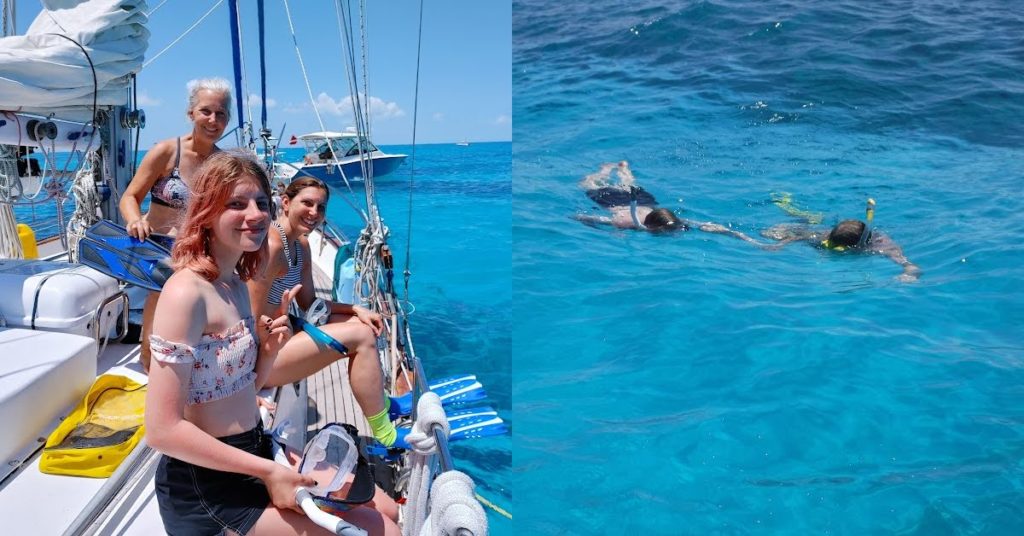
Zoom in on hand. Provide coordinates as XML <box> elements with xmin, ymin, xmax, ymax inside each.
<box><xmin>256</xmin><ymin>396</ymin><xmax>277</xmax><ymax>413</ymax></box>
<box><xmin>263</xmin><ymin>462</ymin><xmax>316</xmax><ymax>514</ymax></box>
<box><xmin>897</xmin><ymin>265</ymin><xmax>921</xmax><ymax>283</ymax></box>
<box><xmin>126</xmin><ymin>219</ymin><xmax>153</xmax><ymax>241</ymax></box>
<box><xmin>353</xmin><ymin>305</ymin><xmax>384</xmax><ymax>336</ymax></box>
<box><xmin>260</xmin><ymin>284</ymin><xmax>300</xmax><ymax>357</ymax></box>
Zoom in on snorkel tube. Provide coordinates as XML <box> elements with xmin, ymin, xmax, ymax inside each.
<box><xmin>821</xmin><ymin>197</ymin><xmax>876</xmax><ymax>251</ymax></box>
<box><xmin>856</xmin><ymin>198</ymin><xmax>875</xmax><ymax>248</ymax></box>
<box><xmin>629</xmin><ymin>186</ymin><xmax>644</xmax><ymax>229</ymax></box>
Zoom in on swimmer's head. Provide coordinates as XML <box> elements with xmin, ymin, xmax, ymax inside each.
<box><xmin>643</xmin><ymin>208</ymin><xmax>684</xmax><ymax>233</ymax></box>
<box><xmin>825</xmin><ymin>219</ymin><xmax>866</xmax><ymax>249</ymax></box>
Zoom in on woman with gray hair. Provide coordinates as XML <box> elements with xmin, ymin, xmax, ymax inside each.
<box><xmin>119</xmin><ymin>77</ymin><xmax>232</xmax><ymax>372</ymax></box>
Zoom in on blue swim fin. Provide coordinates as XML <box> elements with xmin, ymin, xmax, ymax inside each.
<box><xmin>79</xmin><ymin>221</ymin><xmax>349</xmax><ymax>353</ymax></box>
<box><xmin>370</xmin><ymin>406</ymin><xmax>507</xmax><ymax>454</ymax></box>
<box><xmin>388</xmin><ymin>374</ymin><xmax>488</xmax><ymax>420</ymax></box>
<box><xmin>446</xmin><ymin>406</ymin><xmax>508</xmax><ymax>441</ymax></box>
<box><xmin>78</xmin><ymin>221</ymin><xmax>174</xmax><ymax>291</ymax></box>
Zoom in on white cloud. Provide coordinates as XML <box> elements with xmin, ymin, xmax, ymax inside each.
<box><xmin>247</xmin><ymin>93</ymin><xmax>277</xmax><ymax>108</ymax></box>
<box><xmin>495</xmin><ymin>114</ymin><xmax>510</xmax><ymax>125</ymax></box>
<box><xmin>315</xmin><ymin>92</ymin><xmax>404</xmax><ymax>119</ymax></box>
<box><xmin>136</xmin><ymin>92</ymin><xmax>161</xmax><ymax>106</ymax></box>
<box><xmin>432</xmin><ymin>112</ymin><xmax>444</xmax><ymax>122</ymax></box>
<box><xmin>283</xmin><ymin>102</ymin><xmax>309</xmax><ymax>114</ymax></box>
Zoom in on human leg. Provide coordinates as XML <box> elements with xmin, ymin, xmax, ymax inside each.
<box><xmin>578</xmin><ymin>162</ymin><xmax>616</xmax><ymax>189</ymax></box>
<box><xmin>268</xmin><ymin>321</ymin><xmax>384</xmax><ymax>414</ymax></box>
<box><xmin>248</xmin><ymin>503</ymin><xmax>399</xmax><ymax>536</ymax></box>
<box><xmin>616</xmin><ymin>160</ymin><xmax>637</xmax><ymax>186</ymax></box>
<box><xmin>330</xmin><ymin>471</ymin><xmax>399</xmax><ymax>522</ymax></box>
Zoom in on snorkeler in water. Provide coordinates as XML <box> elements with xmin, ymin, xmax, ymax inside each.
<box><xmin>763</xmin><ymin>194</ymin><xmax>922</xmax><ymax>282</ymax></box>
<box><xmin>575</xmin><ymin>161</ymin><xmax>762</xmax><ymax>243</ymax></box>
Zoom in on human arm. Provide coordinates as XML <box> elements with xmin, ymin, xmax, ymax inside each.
<box><xmin>245</xmin><ymin>229</ymin><xmax>286</xmax><ymax>319</ymax></box>
<box><xmin>573</xmin><ymin>214</ymin><xmax>614</xmax><ymax>227</ymax></box>
<box><xmin>760</xmin><ymin>236</ymin><xmax>804</xmax><ymax>251</ymax></box>
<box><xmin>253</xmin><ymin>284</ymin><xmax>300</xmax><ymax>391</ymax></box>
<box><xmin>694</xmin><ymin>221</ymin><xmax>766</xmax><ymax>245</ymax></box>
<box><xmin>119</xmin><ymin>140</ymin><xmax>173</xmax><ymax>240</ymax></box>
<box><xmin>873</xmin><ymin>236</ymin><xmax>921</xmax><ymax>282</ymax></box>
<box><xmin>145</xmin><ymin>276</ymin><xmax>313</xmax><ymax>511</ymax></box>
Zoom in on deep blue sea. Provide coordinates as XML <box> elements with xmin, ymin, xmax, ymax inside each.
<box><xmin>514</xmin><ymin>1</ymin><xmax>1024</xmax><ymax>534</ymax></box>
<box><xmin>12</xmin><ymin>142</ymin><xmax>513</xmax><ymax>532</ymax></box>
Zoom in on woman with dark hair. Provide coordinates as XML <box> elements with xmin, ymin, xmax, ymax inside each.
<box><xmin>245</xmin><ymin>178</ymin><xmax>404</xmax><ymax>456</ymax></box>
<box><xmin>146</xmin><ymin>151</ymin><xmax>397</xmax><ymax>536</ymax></box>
<box><xmin>575</xmin><ymin>161</ymin><xmax>762</xmax><ymax>242</ymax></box>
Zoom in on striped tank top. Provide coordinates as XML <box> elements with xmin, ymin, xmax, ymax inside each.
<box><xmin>268</xmin><ymin>222</ymin><xmax>303</xmax><ymax>305</ymax></box>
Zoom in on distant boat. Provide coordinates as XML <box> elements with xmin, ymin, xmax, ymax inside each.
<box><xmin>455</xmin><ymin>139</ymin><xmax>470</xmax><ymax>146</ymax></box>
<box><xmin>293</xmin><ymin>131</ymin><xmax>407</xmax><ymax>182</ymax></box>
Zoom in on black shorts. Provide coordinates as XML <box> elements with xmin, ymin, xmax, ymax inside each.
<box><xmin>586</xmin><ymin>186</ymin><xmax>658</xmax><ymax>208</ymax></box>
<box><xmin>155</xmin><ymin>423</ymin><xmax>271</xmax><ymax>536</ymax></box>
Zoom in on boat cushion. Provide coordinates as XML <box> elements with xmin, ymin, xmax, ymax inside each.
<box><xmin>0</xmin><ymin>328</ymin><xmax>96</xmax><ymax>477</ymax></box>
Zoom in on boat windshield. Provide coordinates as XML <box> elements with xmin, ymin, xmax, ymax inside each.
<box><xmin>311</xmin><ymin>138</ymin><xmax>380</xmax><ymax>160</ymax></box>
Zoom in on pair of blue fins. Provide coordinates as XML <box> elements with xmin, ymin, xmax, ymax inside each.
<box><xmin>78</xmin><ymin>220</ymin><xmax>508</xmax><ymax>444</ymax></box>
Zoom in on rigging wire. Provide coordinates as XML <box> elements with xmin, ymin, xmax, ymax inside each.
<box><xmin>334</xmin><ymin>0</ymin><xmax>375</xmax><ymax>221</ymax></box>
<box><xmin>359</xmin><ymin>0</ymin><xmax>371</xmax><ymax>142</ymax></box>
<box><xmin>402</xmin><ymin>0</ymin><xmax>425</xmax><ymax>306</ymax></box>
<box><xmin>145</xmin><ymin>0</ymin><xmax>170</xmax><ymax>17</ymax></box>
<box><xmin>281</xmin><ymin>0</ymin><xmax>364</xmax><ymax>214</ymax></box>
<box><xmin>143</xmin><ymin>0</ymin><xmax>224</xmax><ymax>69</ymax></box>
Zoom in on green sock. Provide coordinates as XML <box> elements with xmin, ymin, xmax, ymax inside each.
<box><xmin>367</xmin><ymin>406</ymin><xmax>397</xmax><ymax>446</ymax></box>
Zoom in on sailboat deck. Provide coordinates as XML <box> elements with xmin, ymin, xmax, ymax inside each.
<box><xmin>308</xmin><ymin>264</ymin><xmax>371</xmax><ymax>438</ymax></box>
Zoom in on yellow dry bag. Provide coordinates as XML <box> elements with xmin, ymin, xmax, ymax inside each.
<box><xmin>39</xmin><ymin>374</ymin><xmax>146</xmax><ymax>478</ymax></box>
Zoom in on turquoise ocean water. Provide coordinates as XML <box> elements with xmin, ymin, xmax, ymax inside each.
<box><xmin>515</xmin><ymin>1</ymin><xmax>1023</xmax><ymax>534</ymax></box>
<box><xmin>314</xmin><ymin>143</ymin><xmax>513</xmax><ymax>532</ymax></box>
<box><xmin>13</xmin><ymin>142</ymin><xmax>513</xmax><ymax>531</ymax></box>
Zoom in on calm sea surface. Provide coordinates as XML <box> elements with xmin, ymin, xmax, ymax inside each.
<box><xmin>514</xmin><ymin>1</ymin><xmax>1024</xmax><ymax>534</ymax></box>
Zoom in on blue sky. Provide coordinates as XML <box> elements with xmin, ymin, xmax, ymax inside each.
<box><xmin>19</xmin><ymin>0</ymin><xmax>511</xmax><ymax>146</ymax></box>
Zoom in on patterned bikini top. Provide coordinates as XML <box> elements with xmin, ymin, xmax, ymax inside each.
<box><xmin>149</xmin><ymin>317</ymin><xmax>258</xmax><ymax>405</ymax></box>
<box><xmin>150</xmin><ymin>137</ymin><xmax>190</xmax><ymax>209</ymax></box>
<box><xmin>268</xmin><ymin>222</ymin><xmax>304</xmax><ymax>305</ymax></box>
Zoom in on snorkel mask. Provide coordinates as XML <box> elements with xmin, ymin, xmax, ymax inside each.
<box><xmin>821</xmin><ymin>198</ymin><xmax>875</xmax><ymax>251</ymax></box>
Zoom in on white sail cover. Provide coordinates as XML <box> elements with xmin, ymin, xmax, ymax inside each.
<box><xmin>0</xmin><ymin>0</ymin><xmax>149</xmax><ymax>119</ymax></box>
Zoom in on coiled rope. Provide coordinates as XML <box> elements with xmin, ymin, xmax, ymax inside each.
<box><xmin>0</xmin><ymin>145</ymin><xmax>24</xmax><ymax>258</ymax></box>
<box><xmin>65</xmin><ymin>151</ymin><xmax>101</xmax><ymax>263</ymax></box>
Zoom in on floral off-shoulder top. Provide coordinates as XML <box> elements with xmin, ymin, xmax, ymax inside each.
<box><xmin>149</xmin><ymin>317</ymin><xmax>258</xmax><ymax>405</ymax></box>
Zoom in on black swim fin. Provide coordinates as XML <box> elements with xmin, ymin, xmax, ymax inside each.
<box><xmin>78</xmin><ymin>221</ymin><xmax>174</xmax><ymax>291</ymax></box>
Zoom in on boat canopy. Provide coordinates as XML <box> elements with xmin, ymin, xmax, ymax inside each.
<box><xmin>302</xmin><ymin>135</ymin><xmax>380</xmax><ymax>159</ymax></box>
<box><xmin>0</xmin><ymin>0</ymin><xmax>149</xmax><ymax>120</ymax></box>
<box><xmin>297</xmin><ymin>131</ymin><xmax>358</xmax><ymax>140</ymax></box>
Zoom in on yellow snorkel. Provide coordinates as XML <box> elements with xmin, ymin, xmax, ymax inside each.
<box><xmin>857</xmin><ymin>197</ymin><xmax>875</xmax><ymax>247</ymax></box>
